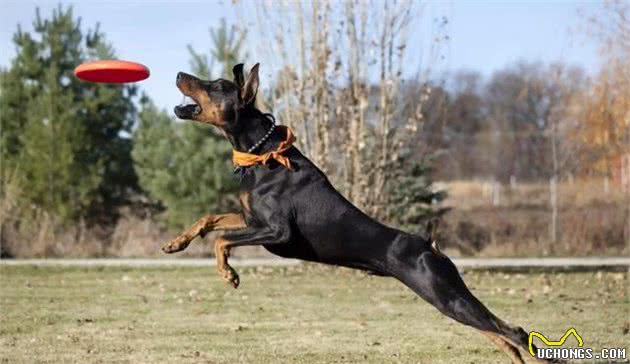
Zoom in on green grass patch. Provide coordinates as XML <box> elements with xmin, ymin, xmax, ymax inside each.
<box><xmin>1</xmin><ymin>264</ymin><xmax>627</xmax><ymax>363</ymax></box>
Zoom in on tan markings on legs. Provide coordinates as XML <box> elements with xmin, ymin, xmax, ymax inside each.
<box><xmin>162</xmin><ymin>213</ymin><xmax>246</xmax><ymax>253</ymax></box>
<box><xmin>214</xmin><ymin>236</ymin><xmax>239</xmax><ymax>288</ymax></box>
<box><xmin>481</xmin><ymin>331</ymin><xmax>526</xmax><ymax>364</ymax></box>
<box><xmin>490</xmin><ymin>318</ymin><xmax>559</xmax><ymax>363</ymax></box>
<box><xmin>239</xmin><ymin>192</ymin><xmax>251</xmax><ymax>213</ymax></box>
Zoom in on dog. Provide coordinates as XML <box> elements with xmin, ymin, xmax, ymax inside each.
<box><xmin>162</xmin><ymin>63</ymin><xmax>553</xmax><ymax>364</ymax></box>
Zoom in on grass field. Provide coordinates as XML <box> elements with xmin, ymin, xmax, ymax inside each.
<box><xmin>1</xmin><ymin>264</ymin><xmax>628</xmax><ymax>363</ymax></box>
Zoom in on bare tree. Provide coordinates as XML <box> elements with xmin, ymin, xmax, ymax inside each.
<box><xmin>244</xmin><ymin>0</ymin><xmax>447</xmax><ymax>220</ymax></box>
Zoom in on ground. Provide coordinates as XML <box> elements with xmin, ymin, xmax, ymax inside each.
<box><xmin>1</xmin><ymin>264</ymin><xmax>628</xmax><ymax>363</ymax></box>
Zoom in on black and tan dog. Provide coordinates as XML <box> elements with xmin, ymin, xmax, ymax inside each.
<box><xmin>162</xmin><ymin>63</ymin><xmax>551</xmax><ymax>364</ymax></box>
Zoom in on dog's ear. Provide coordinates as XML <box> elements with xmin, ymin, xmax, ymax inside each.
<box><xmin>241</xmin><ymin>63</ymin><xmax>260</xmax><ymax>105</ymax></box>
<box><xmin>233</xmin><ymin>63</ymin><xmax>245</xmax><ymax>88</ymax></box>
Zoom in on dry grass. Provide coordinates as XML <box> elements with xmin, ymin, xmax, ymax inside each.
<box><xmin>1</xmin><ymin>211</ymin><xmax>269</xmax><ymax>259</ymax></box>
<box><xmin>1</xmin><ymin>264</ymin><xmax>628</xmax><ymax>364</ymax></box>
<box><xmin>435</xmin><ymin>178</ymin><xmax>628</xmax><ymax>257</ymax></box>
<box><xmin>438</xmin><ymin>178</ymin><xmax>626</xmax><ymax>210</ymax></box>
<box><xmin>441</xmin><ymin>203</ymin><xmax>627</xmax><ymax>256</ymax></box>
<box><xmin>2</xmin><ymin>177</ymin><xmax>626</xmax><ymax>258</ymax></box>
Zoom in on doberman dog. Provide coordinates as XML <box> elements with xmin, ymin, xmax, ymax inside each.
<box><xmin>162</xmin><ymin>63</ymin><xmax>553</xmax><ymax>364</ymax></box>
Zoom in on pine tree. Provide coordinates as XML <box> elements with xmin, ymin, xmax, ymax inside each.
<box><xmin>18</xmin><ymin>65</ymin><xmax>101</xmax><ymax>220</ymax></box>
<box><xmin>133</xmin><ymin>19</ymin><xmax>246</xmax><ymax>229</ymax></box>
<box><xmin>385</xmin><ymin>152</ymin><xmax>448</xmax><ymax>236</ymax></box>
<box><xmin>132</xmin><ymin>99</ymin><xmax>237</xmax><ymax>229</ymax></box>
<box><xmin>187</xmin><ymin>18</ymin><xmax>247</xmax><ymax>79</ymax></box>
<box><xmin>0</xmin><ymin>5</ymin><xmax>137</xmax><ymax>223</ymax></box>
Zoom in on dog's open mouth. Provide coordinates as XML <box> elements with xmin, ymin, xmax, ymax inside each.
<box><xmin>174</xmin><ymin>95</ymin><xmax>201</xmax><ymax>119</ymax></box>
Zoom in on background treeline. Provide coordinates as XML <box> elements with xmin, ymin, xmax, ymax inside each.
<box><xmin>0</xmin><ymin>3</ymin><xmax>627</xmax><ymax>258</ymax></box>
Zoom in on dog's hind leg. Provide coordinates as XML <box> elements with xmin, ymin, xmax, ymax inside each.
<box><xmin>387</xmin><ymin>235</ymin><xmax>547</xmax><ymax>364</ymax></box>
<box><xmin>481</xmin><ymin>331</ymin><xmax>526</xmax><ymax>364</ymax></box>
<box><xmin>162</xmin><ymin>213</ymin><xmax>246</xmax><ymax>253</ymax></box>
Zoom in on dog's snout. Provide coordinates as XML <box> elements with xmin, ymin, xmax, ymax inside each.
<box><xmin>176</xmin><ymin>72</ymin><xmax>200</xmax><ymax>87</ymax></box>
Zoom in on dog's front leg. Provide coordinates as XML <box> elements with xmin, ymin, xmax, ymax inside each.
<box><xmin>162</xmin><ymin>213</ymin><xmax>246</xmax><ymax>253</ymax></box>
<box><xmin>214</xmin><ymin>225</ymin><xmax>291</xmax><ymax>288</ymax></box>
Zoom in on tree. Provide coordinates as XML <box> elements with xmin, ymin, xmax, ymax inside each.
<box><xmin>247</xmin><ymin>1</ymin><xmax>448</xmax><ymax>227</ymax></box>
<box><xmin>386</xmin><ymin>153</ymin><xmax>448</xmax><ymax>234</ymax></box>
<box><xmin>17</xmin><ymin>65</ymin><xmax>101</xmax><ymax>221</ymax></box>
<box><xmin>0</xmin><ymin>6</ymin><xmax>137</xmax><ymax>223</ymax></box>
<box><xmin>133</xmin><ymin>19</ymin><xmax>246</xmax><ymax>229</ymax></box>
<box><xmin>442</xmin><ymin>72</ymin><xmax>486</xmax><ymax>179</ymax></box>
<box><xmin>133</xmin><ymin>99</ymin><xmax>237</xmax><ymax>229</ymax></box>
<box><xmin>482</xmin><ymin>63</ymin><xmax>584</xmax><ymax>182</ymax></box>
<box><xmin>133</xmin><ymin>96</ymin><xmax>236</xmax><ymax>228</ymax></box>
<box><xmin>410</xmin><ymin>72</ymin><xmax>487</xmax><ymax>180</ymax></box>
<box><xmin>576</xmin><ymin>0</ymin><xmax>629</xmax><ymax>246</ymax></box>
<box><xmin>187</xmin><ymin>18</ymin><xmax>248</xmax><ymax>79</ymax></box>
<box><xmin>573</xmin><ymin>1</ymin><xmax>629</xmax><ymax>178</ymax></box>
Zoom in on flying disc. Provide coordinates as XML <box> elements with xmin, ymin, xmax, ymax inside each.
<box><xmin>74</xmin><ymin>60</ymin><xmax>150</xmax><ymax>83</ymax></box>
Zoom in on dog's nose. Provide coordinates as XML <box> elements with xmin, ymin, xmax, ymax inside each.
<box><xmin>177</xmin><ymin>72</ymin><xmax>184</xmax><ymax>81</ymax></box>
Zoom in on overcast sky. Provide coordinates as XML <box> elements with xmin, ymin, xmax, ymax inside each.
<box><xmin>1</xmin><ymin>1</ymin><xmax>604</xmax><ymax>114</ymax></box>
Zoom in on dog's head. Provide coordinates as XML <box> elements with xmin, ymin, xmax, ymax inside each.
<box><xmin>174</xmin><ymin>63</ymin><xmax>259</xmax><ymax>128</ymax></box>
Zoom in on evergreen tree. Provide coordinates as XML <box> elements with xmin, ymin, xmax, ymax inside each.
<box><xmin>132</xmin><ymin>99</ymin><xmax>237</xmax><ymax>229</ymax></box>
<box><xmin>386</xmin><ymin>152</ymin><xmax>448</xmax><ymax>236</ymax></box>
<box><xmin>18</xmin><ymin>65</ymin><xmax>101</xmax><ymax>221</ymax></box>
<box><xmin>0</xmin><ymin>5</ymin><xmax>137</xmax><ymax>222</ymax></box>
<box><xmin>187</xmin><ymin>18</ymin><xmax>247</xmax><ymax>79</ymax></box>
<box><xmin>133</xmin><ymin>19</ymin><xmax>246</xmax><ymax>229</ymax></box>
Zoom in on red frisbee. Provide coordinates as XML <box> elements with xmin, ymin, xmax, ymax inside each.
<box><xmin>74</xmin><ymin>60</ymin><xmax>150</xmax><ymax>83</ymax></box>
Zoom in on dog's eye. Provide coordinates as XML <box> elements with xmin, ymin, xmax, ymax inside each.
<box><xmin>218</xmin><ymin>80</ymin><xmax>237</xmax><ymax>92</ymax></box>
<box><xmin>207</xmin><ymin>80</ymin><xmax>236</xmax><ymax>94</ymax></box>
<box><xmin>208</xmin><ymin>81</ymin><xmax>224</xmax><ymax>92</ymax></box>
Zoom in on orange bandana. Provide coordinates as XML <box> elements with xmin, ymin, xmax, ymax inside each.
<box><xmin>232</xmin><ymin>126</ymin><xmax>296</xmax><ymax>170</ymax></box>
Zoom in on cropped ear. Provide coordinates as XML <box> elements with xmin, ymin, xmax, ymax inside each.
<box><xmin>241</xmin><ymin>63</ymin><xmax>259</xmax><ymax>105</ymax></box>
<box><xmin>232</xmin><ymin>63</ymin><xmax>245</xmax><ymax>88</ymax></box>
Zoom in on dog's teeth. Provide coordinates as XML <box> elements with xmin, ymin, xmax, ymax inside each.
<box><xmin>180</xmin><ymin>95</ymin><xmax>196</xmax><ymax>106</ymax></box>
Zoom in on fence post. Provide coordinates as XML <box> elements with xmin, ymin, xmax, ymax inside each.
<box><xmin>492</xmin><ymin>179</ymin><xmax>501</xmax><ymax>206</ymax></box>
<box><xmin>549</xmin><ymin>176</ymin><xmax>558</xmax><ymax>247</ymax></box>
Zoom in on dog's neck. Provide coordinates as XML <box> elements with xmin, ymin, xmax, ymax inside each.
<box><xmin>226</xmin><ymin>108</ymin><xmax>283</xmax><ymax>154</ymax></box>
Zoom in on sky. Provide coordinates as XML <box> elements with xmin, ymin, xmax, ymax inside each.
<box><xmin>1</xmin><ymin>1</ymin><xmax>604</xmax><ymax>115</ymax></box>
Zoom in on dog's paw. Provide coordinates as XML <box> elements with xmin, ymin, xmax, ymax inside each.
<box><xmin>161</xmin><ymin>236</ymin><xmax>190</xmax><ymax>254</ymax></box>
<box><xmin>222</xmin><ymin>266</ymin><xmax>240</xmax><ymax>289</ymax></box>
